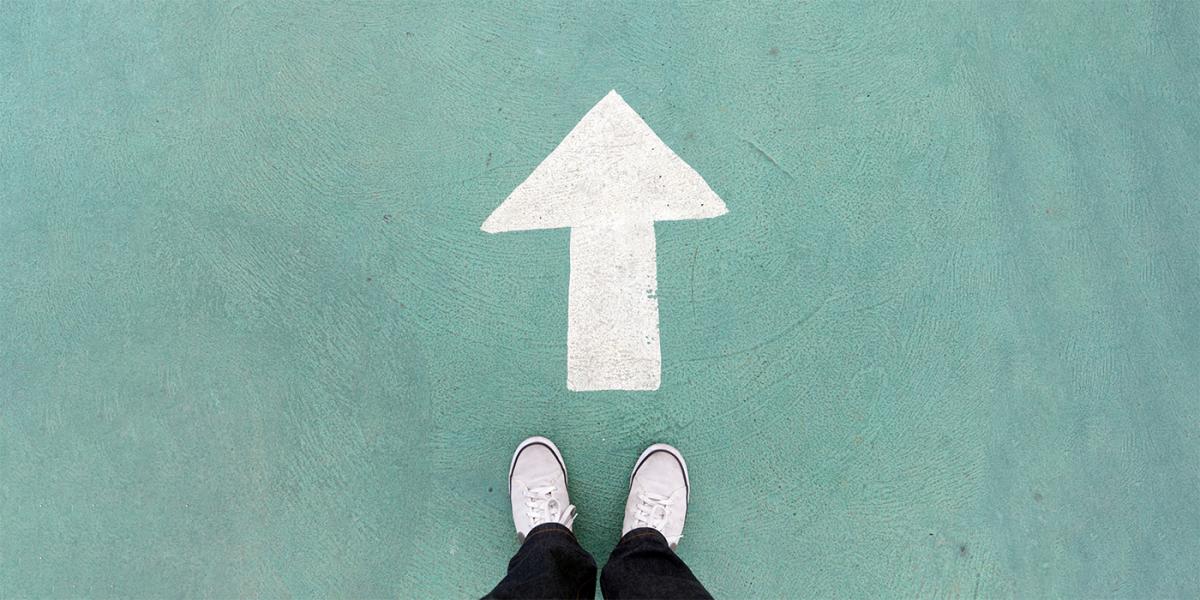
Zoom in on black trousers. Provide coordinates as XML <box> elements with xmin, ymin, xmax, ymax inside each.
<box><xmin>483</xmin><ymin>523</ymin><xmax>713</xmax><ymax>599</ymax></box>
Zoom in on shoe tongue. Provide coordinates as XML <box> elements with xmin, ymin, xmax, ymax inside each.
<box><xmin>537</xmin><ymin>498</ymin><xmax>559</xmax><ymax>521</ymax></box>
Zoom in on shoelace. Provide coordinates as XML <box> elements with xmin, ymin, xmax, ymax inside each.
<box><xmin>633</xmin><ymin>490</ymin><xmax>674</xmax><ymax>530</ymax></box>
<box><xmin>524</xmin><ymin>486</ymin><xmax>577</xmax><ymax>528</ymax></box>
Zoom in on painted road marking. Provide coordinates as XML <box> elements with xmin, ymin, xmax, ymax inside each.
<box><xmin>483</xmin><ymin>90</ymin><xmax>727</xmax><ymax>391</ymax></box>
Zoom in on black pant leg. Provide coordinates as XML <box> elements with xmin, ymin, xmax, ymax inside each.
<box><xmin>599</xmin><ymin>528</ymin><xmax>712</xmax><ymax>600</ymax></box>
<box><xmin>484</xmin><ymin>523</ymin><xmax>597</xmax><ymax>599</ymax></box>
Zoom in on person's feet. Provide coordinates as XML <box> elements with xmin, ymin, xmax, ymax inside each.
<box><xmin>621</xmin><ymin>443</ymin><xmax>690</xmax><ymax>548</ymax></box>
<box><xmin>509</xmin><ymin>436</ymin><xmax>577</xmax><ymax>542</ymax></box>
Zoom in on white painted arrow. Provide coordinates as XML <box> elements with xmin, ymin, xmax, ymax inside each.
<box><xmin>482</xmin><ymin>90</ymin><xmax>727</xmax><ymax>391</ymax></box>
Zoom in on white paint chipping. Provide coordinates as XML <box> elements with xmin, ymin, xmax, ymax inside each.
<box><xmin>483</xmin><ymin>90</ymin><xmax>727</xmax><ymax>391</ymax></box>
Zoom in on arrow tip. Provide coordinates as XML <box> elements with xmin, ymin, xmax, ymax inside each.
<box><xmin>483</xmin><ymin>89</ymin><xmax>727</xmax><ymax>232</ymax></box>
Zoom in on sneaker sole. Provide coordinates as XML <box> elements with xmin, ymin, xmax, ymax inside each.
<box><xmin>630</xmin><ymin>443</ymin><xmax>690</xmax><ymax>503</ymax></box>
<box><xmin>509</xmin><ymin>436</ymin><xmax>568</xmax><ymax>495</ymax></box>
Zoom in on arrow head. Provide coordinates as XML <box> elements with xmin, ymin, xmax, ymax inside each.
<box><xmin>483</xmin><ymin>90</ymin><xmax>727</xmax><ymax>233</ymax></box>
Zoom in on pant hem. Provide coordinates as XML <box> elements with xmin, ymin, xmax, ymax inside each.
<box><xmin>523</xmin><ymin>522</ymin><xmax>578</xmax><ymax>544</ymax></box>
<box><xmin>617</xmin><ymin>526</ymin><xmax>669</xmax><ymax>546</ymax></box>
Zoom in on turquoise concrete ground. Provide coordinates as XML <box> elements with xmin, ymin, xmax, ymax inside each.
<box><xmin>3</xmin><ymin>2</ymin><xmax>1198</xmax><ymax>597</ymax></box>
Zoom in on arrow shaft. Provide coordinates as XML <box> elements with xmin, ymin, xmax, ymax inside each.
<box><xmin>567</xmin><ymin>221</ymin><xmax>661</xmax><ymax>391</ymax></box>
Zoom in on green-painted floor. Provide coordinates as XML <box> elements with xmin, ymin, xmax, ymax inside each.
<box><xmin>3</xmin><ymin>2</ymin><xmax>1198</xmax><ymax>597</ymax></box>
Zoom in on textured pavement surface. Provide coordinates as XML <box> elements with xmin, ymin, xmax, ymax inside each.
<box><xmin>2</xmin><ymin>2</ymin><xmax>1198</xmax><ymax>597</ymax></box>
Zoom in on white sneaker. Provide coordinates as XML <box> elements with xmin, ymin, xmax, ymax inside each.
<box><xmin>509</xmin><ymin>436</ymin><xmax>577</xmax><ymax>542</ymax></box>
<box><xmin>622</xmin><ymin>443</ymin><xmax>690</xmax><ymax>548</ymax></box>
